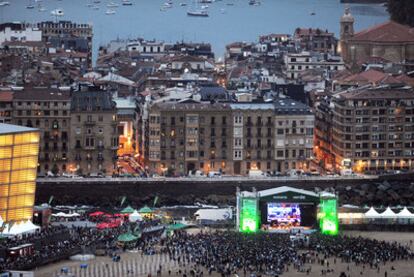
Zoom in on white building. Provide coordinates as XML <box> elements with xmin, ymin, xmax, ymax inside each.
<box><xmin>0</xmin><ymin>23</ymin><xmax>41</xmax><ymax>44</ymax></box>
<box><xmin>285</xmin><ymin>51</ymin><xmax>345</xmax><ymax>79</ymax></box>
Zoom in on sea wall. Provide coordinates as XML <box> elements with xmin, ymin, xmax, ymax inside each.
<box><xmin>35</xmin><ymin>174</ymin><xmax>414</xmax><ymax>207</ymax></box>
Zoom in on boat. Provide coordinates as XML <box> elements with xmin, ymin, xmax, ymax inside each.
<box><xmin>0</xmin><ymin>1</ymin><xmax>10</xmax><ymax>6</ymax></box>
<box><xmin>180</xmin><ymin>2</ymin><xmax>187</xmax><ymax>6</ymax></box>
<box><xmin>162</xmin><ymin>2</ymin><xmax>172</xmax><ymax>8</ymax></box>
<box><xmin>122</xmin><ymin>0</ymin><xmax>132</xmax><ymax>5</ymax></box>
<box><xmin>51</xmin><ymin>8</ymin><xmax>64</xmax><ymax>16</ymax></box>
<box><xmin>107</xmin><ymin>2</ymin><xmax>119</xmax><ymax>7</ymax></box>
<box><xmin>201</xmin><ymin>4</ymin><xmax>208</xmax><ymax>9</ymax></box>
<box><xmin>26</xmin><ymin>0</ymin><xmax>35</xmax><ymax>9</ymax></box>
<box><xmin>105</xmin><ymin>8</ymin><xmax>116</xmax><ymax>14</ymax></box>
<box><xmin>187</xmin><ymin>9</ymin><xmax>208</xmax><ymax>16</ymax></box>
<box><xmin>38</xmin><ymin>4</ymin><xmax>47</xmax><ymax>11</ymax></box>
<box><xmin>200</xmin><ymin>0</ymin><xmax>212</xmax><ymax>3</ymax></box>
<box><xmin>310</xmin><ymin>11</ymin><xmax>315</xmax><ymax>15</ymax></box>
<box><xmin>248</xmin><ymin>0</ymin><xmax>260</xmax><ymax>5</ymax></box>
<box><xmin>187</xmin><ymin>0</ymin><xmax>208</xmax><ymax>17</ymax></box>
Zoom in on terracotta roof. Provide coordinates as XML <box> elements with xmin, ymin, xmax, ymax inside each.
<box><xmin>0</xmin><ymin>91</ymin><xmax>13</xmax><ymax>102</ymax></box>
<box><xmin>13</xmin><ymin>89</ymin><xmax>71</xmax><ymax>101</ymax></box>
<box><xmin>338</xmin><ymin>69</ymin><xmax>396</xmax><ymax>85</ymax></box>
<box><xmin>341</xmin><ymin>88</ymin><xmax>414</xmax><ymax>100</ymax></box>
<box><xmin>351</xmin><ymin>21</ymin><xmax>414</xmax><ymax>43</ymax></box>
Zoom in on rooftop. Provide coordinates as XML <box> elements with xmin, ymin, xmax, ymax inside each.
<box><xmin>13</xmin><ymin>88</ymin><xmax>71</xmax><ymax>101</ymax></box>
<box><xmin>0</xmin><ymin>123</ymin><xmax>38</xmax><ymax>135</ymax></box>
<box><xmin>339</xmin><ymin>87</ymin><xmax>414</xmax><ymax>100</ymax></box>
<box><xmin>351</xmin><ymin>21</ymin><xmax>414</xmax><ymax>43</ymax></box>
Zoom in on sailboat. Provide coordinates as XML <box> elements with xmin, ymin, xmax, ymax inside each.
<box><xmin>38</xmin><ymin>3</ymin><xmax>47</xmax><ymax>11</ymax></box>
<box><xmin>26</xmin><ymin>0</ymin><xmax>35</xmax><ymax>9</ymax></box>
<box><xmin>107</xmin><ymin>2</ymin><xmax>119</xmax><ymax>7</ymax></box>
<box><xmin>187</xmin><ymin>0</ymin><xmax>208</xmax><ymax>16</ymax></box>
<box><xmin>122</xmin><ymin>0</ymin><xmax>132</xmax><ymax>5</ymax></box>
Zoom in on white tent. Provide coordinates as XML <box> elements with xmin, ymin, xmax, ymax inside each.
<box><xmin>396</xmin><ymin>207</ymin><xmax>414</xmax><ymax>218</ymax></box>
<box><xmin>364</xmin><ymin>207</ymin><xmax>381</xmax><ymax>218</ymax></box>
<box><xmin>129</xmin><ymin>210</ymin><xmax>143</xmax><ymax>223</ymax></box>
<box><xmin>380</xmin><ymin>207</ymin><xmax>396</xmax><ymax>218</ymax></box>
<box><xmin>1</xmin><ymin>220</ymin><xmax>40</xmax><ymax>236</ymax></box>
<box><xmin>55</xmin><ymin>212</ymin><xmax>68</xmax><ymax>217</ymax></box>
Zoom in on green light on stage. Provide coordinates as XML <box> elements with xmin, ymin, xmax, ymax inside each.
<box><xmin>240</xmin><ymin>198</ymin><xmax>259</xmax><ymax>233</ymax></box>
<box><xmin>319</xmin><ymin>198</ymin><xmax>339</xmax><ymax>235</ymax></box>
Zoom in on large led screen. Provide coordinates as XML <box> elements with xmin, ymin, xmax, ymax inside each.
<box><xmin>267</xmin><ymin>203</ymin><xmax>301</xmax><ymax>224</ymax></box>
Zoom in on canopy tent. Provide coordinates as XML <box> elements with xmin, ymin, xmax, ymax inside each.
<box><xmin>117</xmin><ymin>233</ymin><xmax>138</xmax><ymax>242</ymax></box>
<box><xmin>167</xmin><ymin>223</ymin><xmax>189</xmax><ymax>231</ymax></box>
<box><xmin>380</xmin><ymin>207</ymin><xmax>396</xmax><ymax>218</ymax></box>
<box><xmin>121</xmin><ymin>206</ymin><xmax>135</xmax><ymax>214</ymax></box>
<box><xmin>89</xmin><ymin>211</ymin><xmax>105</xmax><ymax>217</ymax></box>
<box><xmin>397</xmin><ymin>207</ymin><xmax>414</xmax><ymax>218</ymax></box>
<box><xmin>364</xmin><ymin>207</ymin><xmax>381</xmax><ymax>218</ymax></box>
<box><xmin>129</xmin><ymin>210</ymin><xmax>143</xmax><ymax>223</ymax></box>
<box><xmin>1</xmin><ymin>220</ymin><xmax>40</xmax><ymax>236</ymax></box>
<box><xmin>138</xmin><ymin>206</ymin><xmax>153</xmax><ymax>214</ymax></box>
<box><xmin>52</xmin><ymin>212</ymin><xmax>81</xmax><ymax>218</ymax></box>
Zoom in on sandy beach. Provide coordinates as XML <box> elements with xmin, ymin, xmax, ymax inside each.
<box><xmin>33</xmin><ymin>230</ymin><xmax>414</xmax><ymax>277</ymax></box>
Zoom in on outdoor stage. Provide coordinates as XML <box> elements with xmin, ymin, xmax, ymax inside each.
<box><xmin>236</xmin><ymin>186</ymin><xmax>339</xmax><ymax>235</ymax></box>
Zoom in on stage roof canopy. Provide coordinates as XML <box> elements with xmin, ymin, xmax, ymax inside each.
<box><xmin>240</xmin><ymin>186</ymin><xmax>335</xmax><ymax>203</ymax></box>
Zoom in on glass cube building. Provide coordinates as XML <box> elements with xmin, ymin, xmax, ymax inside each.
<box><xmin>0</xmin><ymin>124</ymin><xmax>39</xmax><ymax>224</ymax></box>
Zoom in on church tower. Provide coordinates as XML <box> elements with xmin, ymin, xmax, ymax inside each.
<box><xmin>338</xmin><ymin>6</ymin><xmax>354</xmax><ymax>57</ymax></box>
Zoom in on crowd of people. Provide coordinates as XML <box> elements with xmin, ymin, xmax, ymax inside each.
<box><xmin>0</xmin><ymin>217</ymin><xmax>164</xmax><ymax>272</ymax></box>
<box><xmin>162</xmin><ymin>231</ymin><xmax>414</xmax><ymax>277</ymax></box>
<box><xmin>2</xmin><ymin>219</ymin><xmax>414</xmax><ymax>276</ymax></box>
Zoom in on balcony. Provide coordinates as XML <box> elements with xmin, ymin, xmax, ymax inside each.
<box><xmin>84</xmin><ymin>121</ymin><xmax>96</xmax><ymax>126</ymax></box>
<box><xmin>97</xmin><ymin>156</ymin><xmax>104</xmax><ymax>161</ymax></box>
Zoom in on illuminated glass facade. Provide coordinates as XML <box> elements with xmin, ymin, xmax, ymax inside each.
<box><xmin>240</xmin><ymin>198</ymin><xmax>259</xmax><ymax>233</ymax></box>
<box><xmin>0</xmin><ymin>124</ymin><xmax>39</xmax><ymax>224</ymax></box>
<box><xmin>319</xmin><ymin>198</ymin><xmax>339</xmax><ymax>235</ymax></box>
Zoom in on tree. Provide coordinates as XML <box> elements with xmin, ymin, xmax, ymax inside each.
<box><xmin>388</xmin><ymin>0</ymin><xmax>414</xmax><ymax>27</ymax></box>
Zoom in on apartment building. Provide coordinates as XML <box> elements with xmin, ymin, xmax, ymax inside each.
<box><xmin>0</xmin><ymin>91</ymin><xmax>13</xmax><ymax>124</ymax></box>
<box><xmin>332</xmin><ymin>87</ymin><xmax>414</xmax><ymax>172</ymax></box>
<box><xmin>148</xmin><ymin>102</ymin><xmax>233</xmax><ymax>176</ymax></box>
<box><xmin>12</xmin><ymin>88</ymin><xmax>71</xmax><ymax>175</ymax></box>
<box><xmin>230</xmin><ymin>100</ymin><xmax>314</xmax><ymax>175</ymax></box>
<box><xmin>285</xmin><ymin>51</ymin><xmax>345</xmax><ymax>79</ymax></box>
<box><xmin>147</xmin><ymin>99</ymin><xmax>314</xmax><ymax>176</ymax></box>
<box><xmin>70</xmin><ymin>88</ymin><xmax>118</xmax><ymax>175</ymax></box>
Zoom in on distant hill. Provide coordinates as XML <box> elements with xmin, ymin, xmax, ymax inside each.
<box><xmin>340</xmin><ymin>0</ymin><xmax>386</xmax><ymax>3</ymax></box>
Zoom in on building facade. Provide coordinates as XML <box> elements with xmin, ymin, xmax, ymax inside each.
<box><xmin>339</xmin><ymin>8</ymin><xmax>414</xmax><ymax>66</ymax></box>
<box><xmin>70</xmin><ymin>88</ymin><xmax>118</xmax><ymax>175</ymax></box>
<box><xmin>0</xmin><ymin>124</ymin><xmax>39</xmax><ymax>224</ymax></box>
<box><xmin>0</xmin><ymin>91</ymin><xmax>13</xmax><ymax>124</ymax></box>
<box><xmin>332</xmin><ymin>87</ymin><xmax>414</xmax><ymax>173</ymax></box>
<box><xmin>12</xmin><ymin>88</ymin><xmax>71</xmax><ymax>175</ymax></box>
<box><xmin>147</xmin><ymin>99</ymin><xmax>314</xmax><ymax>176</ymax></box>
<box><xmin>285</xmin><ymin>51</ymin><xmax>345</xmax><ymax>79</ymax></box>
